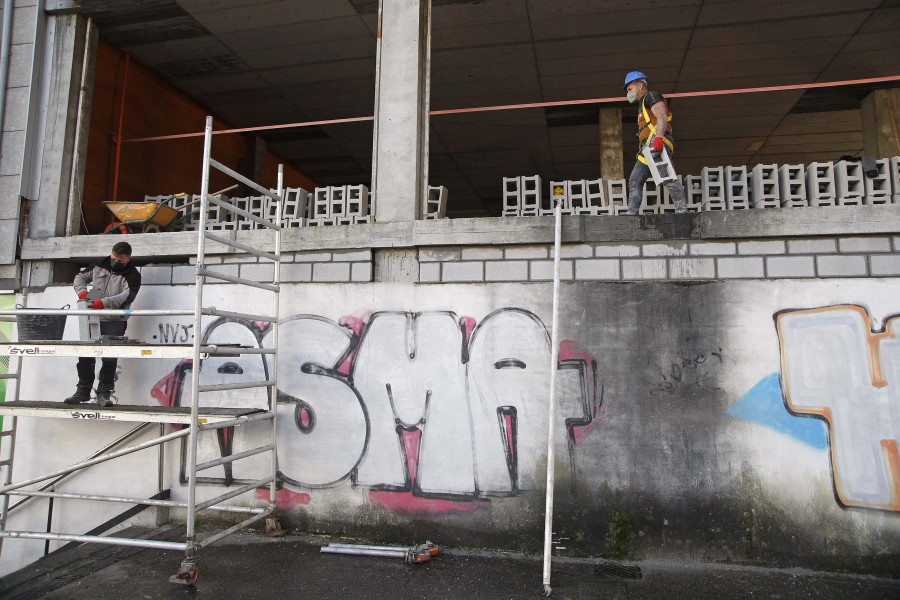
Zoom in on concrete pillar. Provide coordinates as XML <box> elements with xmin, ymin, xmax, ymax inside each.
<box><xmin>861</xmin><ymin>89</ymin><xmax>900</xmax><ymax>159</ymax></box>
<box><xmin>371</xmin><ymin>0</ymin><xmax>431</xmax><ymax>224</ymax></box>
<box><xmin>599</xmin><ymin>108</ymin><xmax>624</xmax><ymax>180</ymax></box>
<box><xmin>374</xmin><ymin>248</ymin><xmax>419</xmax><ymax>283</ymax></box>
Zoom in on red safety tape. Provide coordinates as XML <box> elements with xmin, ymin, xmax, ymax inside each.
<box><xmin>124</xmin><ymin>74</ymin><xmax>900</xmax><ymax>143</ymax></box>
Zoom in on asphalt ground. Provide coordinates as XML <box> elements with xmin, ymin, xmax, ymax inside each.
<box><xmin>3</xmin><ymin>527</ymin><xmax>899</xmax><ymax>600</ymax></box>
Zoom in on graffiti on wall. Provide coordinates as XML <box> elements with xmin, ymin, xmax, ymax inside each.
<box><xmin>731</xmin><ymin>304</ymin><xmax>899</xmax><ymax>513</ymax></box>
<box><xmin>151</xmin><ymin>308</ymin><xmax>602</xmax><ymax>512</ymax></box>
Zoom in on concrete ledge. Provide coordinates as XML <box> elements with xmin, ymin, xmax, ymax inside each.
<box><xmin>19</xmin><ymin>206</ymin><xmax>900</xmax><ymax>263</ymax></box>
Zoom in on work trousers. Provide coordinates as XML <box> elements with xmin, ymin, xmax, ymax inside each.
<box><xmin>76</xmin><ymin>320</ymin><xmax>127</xmax><ymax>392</ymax></box>
<box><xmin>627</xmin><ymin>146</ymin><xmax>687</xmax><ymax>214</ymax></box>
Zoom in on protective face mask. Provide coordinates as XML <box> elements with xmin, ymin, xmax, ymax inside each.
<box><xmin>626</xmin><ymin>91</ymin><xmax>638</xmax><ymax>104</ymax></box>
<box><xmin>111</xmin><ymin>260</ymin><xmax>127</xmax><ymax>273</ymax></box>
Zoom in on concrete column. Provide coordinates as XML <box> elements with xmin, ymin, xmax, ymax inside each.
<box><xmin>371</xmin><ymin>0</ymin><xmax>431</xmax><ymax>223</ymax></box>
<box><xmin>861</xmin><ymin>89</ymin><xmax>900</xmax><ymax>159</ymax></box>
<box><xmin>599</xmin><ymin>108</ymin><xmax>624</xmax><ymax>180</ymax></box>
<box><xmin>374</xmin><ymin>248</ymin><xmax>419</xmax><ymax>282</ymax></box>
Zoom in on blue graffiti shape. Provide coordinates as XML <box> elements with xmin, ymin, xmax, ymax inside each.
<box><xmin>727</xmin><ymin>373</ymin><xmax>828</xmax><ymax>450</ymax></box>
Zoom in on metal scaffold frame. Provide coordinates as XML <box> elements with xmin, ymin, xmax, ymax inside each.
<box><xmin>0</xmin><ymin>116</ymin><xmax>283</xmax><ymax>586</ymax></box>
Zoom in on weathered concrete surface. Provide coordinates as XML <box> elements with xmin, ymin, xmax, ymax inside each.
<box><xmin>6</xmin><ymin>529</ymin><xmax>898</xmax><ymax>600</ymax></box>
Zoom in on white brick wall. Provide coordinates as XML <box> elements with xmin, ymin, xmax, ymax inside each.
<box><xmin>622</xmin><ymin>259</ymin><xmax>667</xmax><ymax>280</ymax></box>
<box><xmin>767</xmin><ymin>256</ymin><xmax>815</xmax><ymax>278</ymax></box>
<box><xmin>718</xmin><ymin>257</ymin><xmax>764</xmax><ymax>279</ymax></box>
<box><xmin>669</xmin><ymin>258</ymin><xmax>715</xmax><ymax>279</ymax></box>
<box><xmin>817</xmin><ymin>255</ymin><xmax>867</xmax><ymax>277</ymax></box>
<box><xmin>575</xmin><ymin>259</ymin><xmax>620</xmax><ymax>280</ymax></box>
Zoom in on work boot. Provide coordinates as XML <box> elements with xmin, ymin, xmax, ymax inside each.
<box><xmin>64</xmin><ymin>384</ymin><xmax>92</xmax><ymax>405</ymax></box>
<box><xmin>96</xmin><ymin>386</ymin><xmax>115</xmax><ymax>408</ymax></box>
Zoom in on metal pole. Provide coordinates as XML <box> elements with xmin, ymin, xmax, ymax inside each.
<box><xmin>541</xmin><ymin>201</ymin><xmax>563</xmax><ymax>596</ymax></box>
<box><xmin>185</xmin><ymin>115</ymin><xmax>214</xmax><ymax>558</ymax></box>
<box><xmin>271</xmin><ymin>164</ymin><xmax>283</xmax><ymax>506</ymax></box>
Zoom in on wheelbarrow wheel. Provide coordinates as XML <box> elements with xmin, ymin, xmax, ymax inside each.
<box><xmin>104</xmin><ymin>221</ymin><xmax>130</xmax><ymax>234</ymax></box>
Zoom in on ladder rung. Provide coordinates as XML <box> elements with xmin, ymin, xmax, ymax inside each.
<box><xmin>198</xmin><ymin>379</ymin><xmax>276</xmax><ymax>392</ymax></box>
<box><xmin>0</xmin><ymin>460</ymin><xmax>11</xmax><ymax>467</ymax></box>
<box><xmin>0</xmin><ymin>430</ymin><xmax>15</xmax><ymax>437</ymax></box>
<box><xmin>201</xmin><ymin>268</ymin><xmax>279</xmax><ymax>292</ymax></box>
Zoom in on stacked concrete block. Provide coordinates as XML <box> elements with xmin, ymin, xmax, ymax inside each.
<box><xmin>347</xmin><ymin>184</ymin><xmax>369</xmax><ymax>218</ymax></box>
<box><xmin>683</xmin><ymin>175</ymin><xmax>703</xmax><ymax>212</ymax></box>
<box><xmin>607</xmin><ymin>179</ymin><xmax>629</xmax><ymax>215</ymax></box>
<box><xmin>701</xmin><ymin>166</ymin><xmax>727</xmax><ymax>211</ymax></box>
<box><xmin>864</xmin><ymin>158</ymin><xmax>892</xmax><ymax>205</ymax></box>
<box><xmin>568</xmin><ymin>180</ymin><xmax>587</xmax><ymax>213</ymax></box>
<box><xmin>778</xmin><ymin>164</ymin><xmax>808</xmax><ymax>208</ymax></box>
<box><xmin>328</xmin><ymin>186</ymin><xmax>348</xmax><ymax>218</ymax></box>
<box><xmin>206</xmin><ymin>194</ymin><xmax>236</xmax><ymax>231</ymax></box>
<box><xmin>502</xmin><ymin>176</ymin><xmax>522</xmax><ymax>216</ymax></box>
<box><xmin>834</xmin><ymin>160</ymin><xmax>865</xmax><ymax>206</ymax></box>
<box><xmin>313</xmin><ymin>187</ymin><xmax>330</xmax><ymax>219</ymax></box>
<box><xmin>279</xmin><ymin>187</ymin><xmax>309</xmax><ymax>227</ymax></box>
<box><xmin>521</xmin><ymin>175</ymin><xmax>543</xmax><ymax>216</ymax></box>
<box><xmin>424</xmin><ymin>185</ymin><xmax>448</xmax><ymax>219</ymax></box>
<box><xmin>806</xmin><ymin>162</ymin><xmax>837</xmax><ymax>207</ymax></box>
<box><xmin>586</xmin><ymin>179</ymin><xmax>611</xmax><ymax>215</ymax></box>
<box><xmin>749</xmin><ymin>164</ymin><xmax>780</xmax><ymax>209</ymax></box>
<box><xmin>639</xmin><ymin>181</ymin><xmax>661</xmax><ymax>214</ymax></box>
<box><xmin>725</xmin><ymin>166</ymin><xmax>750</xmax><ymax>210</ymax></box>
<box><xmin>549</xmin><ymin>181</ymin><xmax>568</xmax><ymax>212</ymax></box>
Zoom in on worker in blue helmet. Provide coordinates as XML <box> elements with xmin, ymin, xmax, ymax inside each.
<box><xmin>622</xmin><ymin>72</ymin><xmax>688</xmax><ymax>215</ymax></box>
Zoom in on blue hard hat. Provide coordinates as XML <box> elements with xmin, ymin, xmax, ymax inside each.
<box><xmin>623</xmin><ymin>71</ymin><xmax>647</xmax><ymax>90</ymax></box>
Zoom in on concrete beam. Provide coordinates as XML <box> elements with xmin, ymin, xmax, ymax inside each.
<box><xmin>372</xmin><ymin>0</ymin><xmax>431</xmax><ymax>224</ymax></box>
<box><xmin>861</xmin><ymin>89</ymin><xmax>900</xmax><ymax>159</ymax></box>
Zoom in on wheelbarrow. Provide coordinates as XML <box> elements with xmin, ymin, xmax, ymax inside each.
<box><xmin>103</xmin><ymin>185</ymin><xmax>238</xmax><ymax>234</ymax></box>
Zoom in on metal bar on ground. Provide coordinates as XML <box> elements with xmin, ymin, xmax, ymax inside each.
<box><xmin>202</xmin><ymin>232</ymin><xmax>277</xmax><ymax>261</ymax></box>
<box><xmin>195</xmin><ymin>444</ymin><xmax>275</xmax><ymax>472</ymax></box>
<box><xmin>199</xmin><ymin>268</ymin><xmax>279</xmax><ymax>292</ymax></box>
<box><xmin>209</xmin><ymin>158</ymin><xmax>280</xmax><ymax>201</ymax></box>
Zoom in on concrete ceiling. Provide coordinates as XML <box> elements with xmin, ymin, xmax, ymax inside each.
<box><xmin>59</xmin><ymin>0</ymin><xmax>900</xmax><ymax>216</ymax></box>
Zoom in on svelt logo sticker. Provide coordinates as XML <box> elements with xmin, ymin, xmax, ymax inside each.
<box><xmin>71</xmin><ymin>411</ymin><xmax>115</xmax><ymax>420</ymax></box>
<box><xmin>9</xmin><ymin>346</ymin><xmax>56</xmax><ymax>355</ymax></box>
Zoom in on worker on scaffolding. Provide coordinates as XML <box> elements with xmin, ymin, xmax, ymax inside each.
<box><xmin>623</xmin><ymin>71</ymin><xmax>688</xmax><ymax>215</ymax></box>
<box><xmin>64</xmin><ymin>241</ymin><xmax>142</xmax><ymax>407</ymax></box>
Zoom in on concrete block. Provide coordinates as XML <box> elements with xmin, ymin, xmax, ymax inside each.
<box><xmin>838</xmin><ymin>237</ymin><xmax>891</xmax><ymax>253</ymax></box>
<box><xmin>750</xmin><ymin>164</ymin><xmax>780</xmax><ymax>209</ymax></box>
<box><xmin>332</xmin><ymin>249</ymin><xmax>372</xmax><ymax>262</ymax></box>
<box><xmin>281</xmin><ymin>187</ymin><xmax>310</xmax><ymax>223</ymax></box>
<box><xmin>294</xmin><ymin>251</ymin><xmax>333</xmax><ymax>262</ymax></box>
<box><xmin>419</xmin><ymin>262</ymin><xmax>441</xmax><ymax>282</ymax></box>
<box><xmin>241</xmin><ymin>262</ymin><xmax>275</xmax><ymax>282</ymax></box>
<box><xmin>424</xmin><ymin>185</ymin><xmax>447</xmax><ymax>219</ymax></box>
<box><xmin>658</xmin><ymin>175</ymin><xmax>684</xmax><ymax>214</ymax></box>
<box><xmin>817</xmin><ymin>255</ymin><xmax>867</xmax><ymax>277</ymax></box>
<box><xmin>442</xmin><ymin>261</ymin><xmax>484</xmax><ymax>282</ymax></box>
<box><xmin>639</xmin><ymin>181</ymin><xmax>661</xmax><ymax>215</ymax></box>
<box><xmin>681</xmin><ymin>175</ymin><xmax>702</xmax><ymax>212</ymax></box>
<box><xmin>557</xmin><ymin>244</ymin><xmax>593</xmax><ymax>259</ymax></box>
<box><xmin>870</xmin><ymin>254</ymin><xmax>900</xmax><ymax>276</ymax></box>
<box><xmin>529</xmin><ymin>260</ymin><xmax>573</xmax><ymax>281</ymax></box>
<box><xmin>669</xmin><ymin>258</ymin><xmax>715</xmax><ymax>279</ymax></box>
<box><xmin>280</xmin><ymin>262</ymin><xmax>312</xmax><ymax>282</ymax></box>
<box><xmin>520</xmin><ymin>175</ymin><xmax>542</xmax><ymax>216</ymax></box>
<box><xmin>2</xmin><ymin>86</ymin><xmax>29</xmax><ymax>132</ymax></box>
<box><xmin>172</xmin><ymin>265</ymin><xmax>197</xmax><ymax>285</ymax></box>
<box><xmin>569</xmin><ymin>180</ymin><xmax>587</xmax><ymax>212</ymax></box>
<box><xmin>690</xmin><ymin>241</ymin><xmax>736</xmax><ymax>256</ymax></box>
<box><xmin>595</xmin><ymin>244</ymin><xmax>640</xmax><ymax>257</ymax></box>
<box><xmin>642</xmin><ymin>242</ymin><xmax>688</xmax><ymax>257</ymax></box>
<box><xmin>0</xmin><ymin>130</ymin><xmax>24</xmax><ymax>176</ymax></box>
<box><xmin>701</xmin><ymin>166</ymin><xmax>726</xmax><ymax>211</ymax></box>
<box><xmin>586</xmin><ymin>179</ymin><xmax>610</xmax><ymax>214</ymax></box>
<box><xmin>503</xmin><ymin>176</ymin><xmax>521</xmax><ymax>215</ymax></box>
<box><xmin>329</xmin><ymin>185</ymin><xmax>348</xmax><ymax>218</ymax></box>
<box><xmin>834</xmin><ymin>160</ymin><xmax>865</xmax><ymax>206</ymax></box>
<box><xmin>891</xmin><ymin>157</ymin><xmax>900</xmax><ymax>198</ymax></box>
<box><xmin>787</xmin><ymin>238</ymin><xmax>837</xmax><ymax>254</ymax></box>
<box><xmin>313</xmin><ymin>187</ymin><xmax>329</xmax><ymax>218</ymax></box>
<box><xmin>462</xmin><ymin>247</ymin><xmax>504</xmax><ymax>260</ymax></box>
<box><xmin>351</xmin><ymin>262</ymin><xmax>373</xmax><ymax>282</ymax></box>
<box><xmin>139</xmin><ymin>265</ymin><xmax>172</xmax><ymax>285</ymax></box>
<box><xmin>550</xmin><ymin>181</ymin><xmax>568</xmax><ymax>210</ymax></box>
<box><xmin>778</xmin><ymin>164</ymin><xmax>808</xmax><ymax>208</ymax></box>
<box><xmin>575</xmin><ymin>259</ymin><xmax>620</xmax><ymax>280</ymax></box>
<box><xmin>863</xmin><ymin>158</ymin><xmax>891</xmax><ymax>203</ymax></box>
<box><xmin>806</xmin><ymin>162</ymin><xmax>836</xmax><ymax>207</ymax></box>
<box><xmin>622</xmin><ymin>258</ymin><xmax>666</xmax><ymax>280</ymax></box>
<box><xmin>313</xmin><ymin>262</ymin><xmax>351</xmax><ymax>282</ymax></box>
<box><xmin>506</xmin><ymin>246</ymin><xmax>548</xmax><ymax>259</ymax></box>
<box><xmin>766</xmin><ymin>256</ymin><xmax>815</xmax><ymax>278</ymax></box>
<box><xmin>485</xmin><ymin>260</ymin><xmax>528</xmax><ymax>281</ymax></box>
<box><xmin>347</xmin><ymin>184</ymin><xmax>369</xmax><ymax>217</ymax></box>
<box><xmin>717</xmin><ymin>257</ymin><xmax>764</xmax><ymax>278</ymax></box>
<box><xmin>738</xmin><ymin>240</ymin><xmax>785</xmax><ymax>255</ymax></box>
<box><xmin>419</xmin><ymin>248</ymin><xmax>460</xmax><ymax>262</ymax></box>
<box><xmin>607</xmin><ymin>179</ymin><xmax>628</xmax><ymax>214</ymax></box>
<box><xmin>725</xmin><ymin>166</ymin><xmax>750</xmax><ymax>210</ymax></box>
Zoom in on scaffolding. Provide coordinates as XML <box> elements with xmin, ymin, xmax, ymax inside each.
<box><xmin>0</xmin><ymin>116</ymin><xmax>282</xmax><ymax>585</ymax></box>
